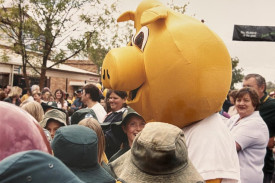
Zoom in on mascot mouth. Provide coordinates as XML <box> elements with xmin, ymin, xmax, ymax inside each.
<box><xmin>128</xmin><ymin>85</ymin><xmax>142</xmax><ymax>101</ymax></box>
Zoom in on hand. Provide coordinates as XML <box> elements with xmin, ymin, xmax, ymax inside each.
<box><xmin>267</xmin><ymin>137</ymin><xmax>275</xmax><ymax>149</ymax></box>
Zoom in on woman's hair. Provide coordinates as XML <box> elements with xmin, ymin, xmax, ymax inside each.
<box><xmin>78</xmin><ymin>118</ymin><xmax>105</xmax><ymax>164</ymax></box>
<box><xmin>83</xmin><ymin>84</ymin><xmax>100</xmax><ymax>102</ymax></box>
<box><xmin>235</xmin><ymin>87</ymin><xmax>260</xmax><ymax>109</ymax></box>
<box><xmin>54</xmin><ymin>89</ymin><xmax>65</xmax><ymax>107</ymax></box>
<box><xmin>8</xmin><ymin>86</ymin><xmax>22</xmax><ymax>98</ymax></box>
<box><xmin>32</xmin><ymin>90</ymin><xmax>41</xmax><ymax>97</ymax></box>
<box><xmin>21</xmin><ymin>101</ymin><xmax>44</xmax><ymax>122</ymax></box>
<box><xmin>229</xmin><ymin>89</ymin><xmax>238</xmax><ymax>104</ymax></box>
<box><xmin>0</xmin><ymin>90</ymin><xmax>6</xmax><ymax>101</ymax></box>
<box><xmin>107</xmin><ymin>90</ymin><xmax>127</xmax><ymax>99</ymax></box>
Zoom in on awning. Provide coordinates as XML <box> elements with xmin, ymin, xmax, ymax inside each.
<box><xmin>69</xmin><ymin>81</ymin><xmax>86</xmax><ymax>86</ymax></box>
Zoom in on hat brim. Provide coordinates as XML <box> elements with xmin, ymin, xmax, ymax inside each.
<box><xmin>40</xmin><ymin>117</ymin><xmax>66</xmax><ymax>128</ymax></box>
<box><xmin>41</xmin><ymin>102</ymin><xmax>64</xmax><ymax>114</ymax></box>
<box><xmin>70</xmin><ymin>164</ymin><xmax>115</xmax><ymax>183</ymax></box>
<box><xmin>101</xmin><ymin>113</ymin><xmax>143</xmax><ymax>135</ymax></box>
<box><xmin>110</xmin><ymin>150</ymin><xmax>203</xmax><ymax>183</ymax></box>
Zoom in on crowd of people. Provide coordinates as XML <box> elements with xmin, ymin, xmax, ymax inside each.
<box><xmin>0</xmin><ymin>73</ymin><xmax>275</xmax><ymax>183</ymax></box>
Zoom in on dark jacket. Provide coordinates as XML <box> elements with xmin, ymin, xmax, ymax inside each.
<box><xmin>259</xmin><ymin>93</ymin><xmax>275</xmax><ymax>173</ymax></box>
<box><xmin>4</xmin><ymin>97</ymin><xmax>21</xmax><ymax>106</ymax></box>
<box><xmin>103</xmin><ymin>111</ymin><xmax>125</xmax><ymax>159</ymax></box>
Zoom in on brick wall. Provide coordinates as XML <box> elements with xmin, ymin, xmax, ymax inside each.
<box><xmin>49</xmin><ymin>77</ymin><xmax>85</xmax><ymax>98</ymax></box>
<box><xmin>64</xmin><ymin>60</ymin><xmax>98</xmax><ymax>74</ymax></box>
<box><xmin>50</xmin><ymin>77</ymin><xmax>66</xmax><ymax>94</ymax></box>
<box><xmin>48</xmin><ymin>60</ymin><xmax>99</xmax><ymax>97</ymax></box>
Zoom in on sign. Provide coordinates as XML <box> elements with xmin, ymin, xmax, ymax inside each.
<box><xmin>233</xmin><ymin>25</ymin><xmax>275</xmax><ymax>42</ymax></box>
<box><xmin>13</xmin><ymin>66</ymin><xmax>21</xmax><ymax>74</ymax></box>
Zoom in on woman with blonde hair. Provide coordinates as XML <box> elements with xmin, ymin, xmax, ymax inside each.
<box><xmin>78</xmin><ymin>117</ymin><xmax>108</xmax><ymax>165</ymax></box>
<box><xmin>4</xmin><ymin>86</ymin><xmax>22</xmax><ymax>106</ymax></box>
<box><xmin>21</xmin><ymin>101</ymin><xmax>44</xmax><ymax>122</ymax></box>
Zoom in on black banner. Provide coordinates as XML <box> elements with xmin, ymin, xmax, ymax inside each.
<box><xmin>233</xmin><ymin>25</ymin><xmax>275</xmax><ymax>42</ymax></box>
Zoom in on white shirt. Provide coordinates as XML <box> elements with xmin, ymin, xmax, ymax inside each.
<box><xmin>226</xmin><ymin>111</ymin><xmax>269</xmax><ymax>183</ymax></box>
<box><xmin>182</xmin><ymin>113</ymin><xmax>240</xmax><ymax>183</ymax></box>
<box><xmin>90</xmin><ymin>102</ymin><xmax>107</xmax><ymax>123</ymax></box>
<box><xmin>56</xmin><ymin>100</ymin><xmax>67</xmax><ymax>109</ymax></box>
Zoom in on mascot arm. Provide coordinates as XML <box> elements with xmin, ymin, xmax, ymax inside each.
<box><xmin>206</xmin><ymin>179</ymin><xmax>222</xmax><ymax>183</ymax></box>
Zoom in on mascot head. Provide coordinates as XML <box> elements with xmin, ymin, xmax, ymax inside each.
<box><xmin>101</xmin><ymin>0</ymin><xmax>231</xmax><ymax>128</ymax></box>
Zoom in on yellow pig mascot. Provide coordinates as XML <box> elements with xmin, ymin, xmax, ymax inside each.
<box><xmin>101</xmin><ymin>0</ymin><xmax>240</xmax><ymax>182</ymax></box>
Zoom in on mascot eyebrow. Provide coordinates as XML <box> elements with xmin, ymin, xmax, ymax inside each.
<box><xmin>118</xmin><ymin>6</ymin><xmax>168</xmax><ymax>52</ymax></box>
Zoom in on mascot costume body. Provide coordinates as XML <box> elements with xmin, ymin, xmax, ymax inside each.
<box><xmin>102</xmin><ymin>0</ymin><xmax>240</xmax><ymax>182</ymax></box>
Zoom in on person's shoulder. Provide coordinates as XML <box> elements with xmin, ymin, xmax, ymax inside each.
<box><xmin>261</xmin><ymin>96</ymin><xmax>275</xmax><ymax>106</ymax></box>
<box><xmin>260</xmin><ymin>98</ymin><xmax>275</xmax><ymax>113</ymax></box>
<box><xmin>266</xmin><ymin>97</ymin><xmax>275</xmax><ymax>105</ymax></box>
<box><xmin>242</xmin><ymin>112</ymin><xmax>266</xmax><ymax>127</ymax></box>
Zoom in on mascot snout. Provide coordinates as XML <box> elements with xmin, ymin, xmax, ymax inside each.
<box><xmin>101</xmin><ymin>47</ymin><xmax>146</xmax><ymax>91</ymax></box>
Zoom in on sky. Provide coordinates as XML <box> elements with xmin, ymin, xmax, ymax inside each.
<box><xmin>117</xmin><ymin>0</ymin><xmax>275</xmax><ymax>87</ymax></box>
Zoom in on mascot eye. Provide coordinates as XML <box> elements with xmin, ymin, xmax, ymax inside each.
<box><xmin>132</xmin><ymin>26</ymin><xmax>149</xmax><ymax>51</ymax></box>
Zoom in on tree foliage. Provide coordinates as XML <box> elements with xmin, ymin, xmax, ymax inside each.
<box><xmin>231</xmin><ymin>57</ymin><xmax>244</xmax><ymax>89</ymax></box>
<box><xmin>0</xmin><ymin>0</ymin><xmax>120</xmax><ymax>88</ymax></box>
<box><xmin>167</xmin><ymin>0</ymin><xmax>189</xmax><ymax>14</ymax></box>
<box><xmin>0</xmin><ymin>0</ymin><xmax>37</xmax><ymax>89</ymax></box>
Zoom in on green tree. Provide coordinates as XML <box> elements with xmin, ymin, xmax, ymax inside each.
<box><xmin>85</xmin><ymin>2</ymin><xmax>134</xmax><ymax>72</ymax></box>
<box><xmin>0</xmin><ymin>0</ymin><xmax>119</xmax><ymax>89</ymax></box>
<box><xmin>231</xmin><ymin>57</ymin><xmax>244</xmax><ymax>89</ymax></box>
<box><xmin>0</xmin><ymin>0</ymin><xmax>40</xmax><ymax>89</ymax></box>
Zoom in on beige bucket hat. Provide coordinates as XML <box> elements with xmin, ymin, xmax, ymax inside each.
<box><xmin>40</xmin><ymin>109</ymin><xmax>67</xmax><ymax>128</ymax></box>
<box><xmin>109</xmin><ymin>122</ymin><xmax>204</xmax><ymax>183</ymax></box>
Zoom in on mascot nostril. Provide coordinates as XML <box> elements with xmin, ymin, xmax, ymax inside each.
<box><xmin>107</xmin><ymin>69</ymin><xmax>110</xmax><ymax>79</ymax></box>
<box><xmin>102</xmin><ymin>69</ymin><xmax>105</xmax><ymax>80</ymax></box>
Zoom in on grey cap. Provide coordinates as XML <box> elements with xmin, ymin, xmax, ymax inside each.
<box><xmin>71</xmin><ymin>108</ymin><xmax>98</xmax><ymax>125</ymax></box>
<box><xmin>0</xmin><ymin>150</ymin><xmax>83</xmax><ymax>183</ymax></box>
<box><xmin>51</xmin><ymin>125</ymin><xmax>115</xmax><ymax>183</ymax></box>
<box><xmin>40</xmin><ymin>109</ymin><xmax>67</xmax><ymax>128</ymax></box>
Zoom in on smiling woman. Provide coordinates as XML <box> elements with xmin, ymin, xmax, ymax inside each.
<box><xmin>225</xmin><ymin>87</ymin><xmax>269</xmax><ymax>183</ymax></box>
<box><xmin>235</xmin><ymin>87</ymin><xmax>259</xmax><ymax>119</ymax></box>
<box><xmin>102</xmin><ymin>90</ymin><xmax>128</xmax><ymax>159</ymax></box>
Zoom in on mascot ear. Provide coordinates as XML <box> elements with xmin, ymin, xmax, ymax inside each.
<box><xmin>141</xmin><ymin>6</ymin><xmax>168</xmax><ymax>26</ymax></box>
<box><xmin>117</xmin><ymin>11</ymin><xmax>135</xmax><ymax>22</ymax></box>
